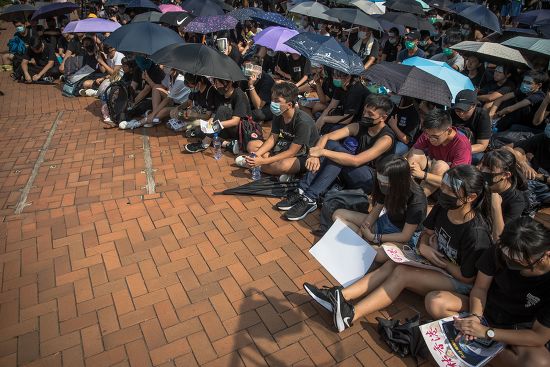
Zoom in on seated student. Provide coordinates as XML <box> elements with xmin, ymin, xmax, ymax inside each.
<box><xmin>216</xmin><ymin>33</ymin><xmax>242</xmax><ymax>65</ymax></box>
<box><xmin>418</xmin><ymin>30</ymin><xmax>440</xmax><ymax>58</ymax></box>
<box><xmin>426</xmin><ymin>217</ymin><xmax>550</xmax><ymax>367</ymax></box>
<box><xmin>41</xmin><ymin>18</ymin><xmax>60</xmax><ymax>53</ymax></box>
<box><xmin>236</xmin><ymin>82</ymin><xmax>319</xmax><ymax>176</ymax></box>
<box><xmin>315</xmin><ymin>70</ymin><xmax>369</xmax><ymax>133</ymax></box>
<box><xmin>430</xmin><ymin>32</ymin><xmax>464</xmax><ymax>72</ymax></box>
<box><xmin>532</xmin><ymin>90</ymin><xmax>550</xmax><ymax>129</ymax></box>
<box><xmin>20</xmin><ymin>37</ymin><xmax>60</xmax><ymax>83</ymax></box>
<box><xmin>184</xmin><ymin>78</ymin><xmax>251</xmax><ymax>154</ymax></box>
<box><xmin>241</xmin><ymin>56</ymin><xmax>274</xmax><ymax>123</ymax></box>
<box><xmin>276</xmin><ymin>94</ymin><xmax>395</xmax><ymax>221</ymax></box>
<box><xmin>478</xmin><ymin>65</ymin><xmax>515</xmax><ymax>108</ymax></box>
<box><xmin>351</xmin><ymin>26</ymin><xmax>379</xmax><ymax>70</ymax></box>
<box><xmin>387</xmin><ymin>96</ymin><xmax>422</xmax><ymax>156</ymax></box>
<box><xmin>509</xmin><ymin>125</ymin><xmax>550</xmax><ymax>207</ymax></box>
<box><xmin>75</xmin><ymin>36</ymin><xmax>108</xmax><ymax>93</ymax></box>
<box><xmin>463</xmin><ymin>55</ymin><xmax>485</xmax><ymax>89</ymax></box>
<box><xmin>305</xmin><ymin>165</ymin><xmax>492</xmax><ymax>332</ymax></box>
<box><xmin>275</xmin><ymin>52</ymin><xmax>311</xmax><ymax>92</ymax></box>
<box><xmin>479</xmin><ymin>149</ymin><xmax>528</xmax><ymax>240</ymax></box>
<box><xmin>451</xmin><ymin>89</ymin><xmax>492</xmax><ymax>163</ymax></box>
<box><xmin>381</xmin><ymin>27</ymin><xmax>402</xmax><ymax>63</ymax></box>
<box><xmin>132</xmin><ymin>56</ymin><xmax>166</xmax><ymax>105</ymax></box>
<box><xmin>80</xmin><ymin>44</ymin><xmax>125</xmax><ymax>97</ymax></box>
<box><xmin>332</xmin><ymin>155</ymin><xmax>427</xmax><ymax>256</ymax></box>
<box><xmin>299</xmin><ymin>63</ymin><xmax>335</xmax><ymax>118</ymax></box>
<box><xmin>1</xmin><ymin>21</ymin><xmax>32</xmax><ymax>70</ymax></box>
<box><xmin>59</xmin><ymin>33</ymin><xmax>84</xmax><ymax>74</ymax></box>
<box><xmin>490</xmin><ymin>71</ymin><xmax>549</xmax><ymax>133</ymax></box>
<box><xmin>119</xmin><ymin>57</ymin><xmax>140</xmax><ymax>94</ymax></box>
<box><xmin>407</xmin><ymin>109</ymin><xmax>472</xmax><ymax>197</ymax></box>
<box><xmin>396</xmin><ymin>31</ymin><xmax>425</xmax><ymax>63</ymax></box>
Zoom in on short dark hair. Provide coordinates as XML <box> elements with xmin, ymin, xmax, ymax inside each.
<box><xmin>184</xmin><ymin>73</ymin><xmax>208</xmax><ymax>86</ymax></box>
<box><xmin>29</xmin><ymin>37</ymin><xmax>42</xmax><ymax>50</ymax></box>
<box><xmin>423</xmin><ymin>108</ymin><xmax>452</xmax><ymax>130</ymax></box>
<box><xmin>242</xmin><ymin>55</ymin><xmax>263</xmax><ymax>66</ymax></box>
<box><xmin>525</xmin><ymin>70</ymin><xmax>549</xmax><ymax>85</ymax></box>
<box><xmin>364</xmin><ymin>94</ymin><xmax>393</xmax><ymax>115</ymax></box>
<box><xmin>272</xmin><ymin>82</ymin><xmax>299</xmax><ymax>104</ymax></box>
<box><xmin>420</xmin><ymin>30</ymin><xmax>430</xmax><ymax>39</ymax></box>
<box><xmin>499</xmin><ymin>216</ymin><xmax>550</xmax><ymax>266</ymax></box>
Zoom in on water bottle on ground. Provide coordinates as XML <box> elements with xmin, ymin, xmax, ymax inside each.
<box><xmin>249</xmin><ymin>153</ymin><xmax>261</xmax><ymax>181</ymax></box>
<box><xmin>212</xmin><ymin>133</ymin><xmax>222</xmax><ymax>160</ymax></box>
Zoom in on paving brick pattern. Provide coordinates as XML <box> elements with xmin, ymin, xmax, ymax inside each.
<box><xmin>0</xmin><ymin>23</ymin><xmax>444</xmax><ymax>367</ymax></box>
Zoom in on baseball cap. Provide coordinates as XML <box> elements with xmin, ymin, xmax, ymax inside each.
<box><xmin>453</xmin><ymin>89</ymin><xmax>477</xmax><ymax>111</ymax></box>
<box><xmin>405</xmin><ymin>30</ymin><xmax>421</xmax><ymax>40</ymax></box>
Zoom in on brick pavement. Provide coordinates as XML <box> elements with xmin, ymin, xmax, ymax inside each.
<box><xmin>0</xmin><ymin>22</ymin><xmax>442</xmax><ymax>367</ymax></box>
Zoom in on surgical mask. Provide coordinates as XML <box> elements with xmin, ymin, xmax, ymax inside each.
<box><xmin>388</xmin><ymin>37</ymin><xmax>397</xmax><ymax>45</ymax></box>
<box><xmin>405</xmin><ymin>41</ymin><xmax>416</xmax><ymax>50</ymax></box>
<box><xmin>359</xmin><ymin>116</ymin><xmax>376</xmax><ymax>128</ymax></box>
<box><xmin>419</xmin><ymin>40</ymin><xmax>427</xmax><ymax>47</ymax></box>
<box><xmin>443</xmin><ymin>48</ymin><xmax>453</xmax><ymax>57</ymax></box>
<box><xmin>461</xmin><ymin>28</ymin><xmax>470</xmax><ymax>36</ymax></box>
<box><xmin>429</xmin><ymin>16</ymin><xmax>437</xmax><ymax>24</ymax></box>
<box><xmin>15</xmin><ymin>26</ymin><xmax>25</xmax><ymax>33</ymax></box>
<box><xmin>481</xmin><ymin>172</ymin><xmax>503</xmax><ymax>187</ymax></box>
<box><xmin>545</xmin><ymin>123</ymin><xmax>550</xmax><ymax>139</ymax></box>
<box><xmin>437</xmin><ymin>192</ymin><xmax>462</xmax><ymax>210</ymax></box>
<box><xmin>270</xmin><ymin>101</ymin><xmax>283</xmax><ymax>116</ymax></box>
<box><xmin>520</xmin><ymin>82</ymin><xmax>532</xmax><ymax>94</ymax></box>
<box><xmin>266</xmin><ymin>50</ymin><xmax>275</xmax><ymax>57</ymax></box>
<box><xmin>333</xmin><ymin>78</ymin><xmax>343</xmax><ymax>88</ymax></box>
<box><xmin>358</xmin><ymin>31</ymin><xmax>367</xmax><ymax>39</ymax></box>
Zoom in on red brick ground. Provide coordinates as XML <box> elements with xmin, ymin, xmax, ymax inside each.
<box><xmin>0</xmin><ymin>22</ymin><xmax>448</xmax><ymax>367</ymax></box>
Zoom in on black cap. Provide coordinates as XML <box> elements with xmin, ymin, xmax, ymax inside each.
<box><xmin>453</xmin><ymin>89</ymin><xmax>477</xmax><ymax>110</ymax></box>
<box><xmin>405</xmin><ymin>30</ymin><xmax>421</xmax><ymax>40</ymax></box>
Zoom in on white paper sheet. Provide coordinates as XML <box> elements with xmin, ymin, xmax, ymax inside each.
<box><xmin>309</xmin><ymin>219</ymin><xmax>377</xmax><ymax>287</ymax></box>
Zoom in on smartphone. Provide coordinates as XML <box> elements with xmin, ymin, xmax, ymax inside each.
<box><xmin>216</xmin><ymin>38</ymin><xmax>228</xmax><ymax>54</ymax></box>
<box><xmin>212</xmin><ymin>120</ymin><xmax>222</xmax><ymax>133</ymax></box>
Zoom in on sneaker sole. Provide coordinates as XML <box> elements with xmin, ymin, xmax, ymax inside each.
<box><xmin>304</xmin><ymin>284</ymin><xmax>332</xmax><ymax>312</ymax></box>
<box><xmin>184</xmin><ymin>146</ymin><xmax>206</xmax><ymax>153</ymax></box>
<box><xmin>285</xmin><ymin>203</ymin><xmax>317</xmax><ymax>221</ymax></box>
<box><xmin>276</xmin><ymin>202</ymin><xmax>299</xmax><ymax>211</ymax></box>
<box><xmin>333</xmin><ymin>291</ymin><xmax>347</xmax><ymax>333</ymax></box>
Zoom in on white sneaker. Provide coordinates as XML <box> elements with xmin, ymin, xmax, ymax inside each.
<box><xmin>235</xmin><ymin>155</ymin><xmax>248</xmax><ymax>168</ymax></box>
<box><xmin>279</xmin><ymin>174</ymin><xmax>294</xmax><ymax>182</ymax></box>
<box><xmin>103</xmin><ymin>116</ymin><xmax>113</xmax><ymax>123</ymax></box>
<box><xmin>85</xmin><ymin>89</ymin><xmax>98</xmax><ymax>97</ymax></box>
<box><xmin>119</xmin><ymin>119</ymin><xmax>142</xmax><ymax>130</ymax></box>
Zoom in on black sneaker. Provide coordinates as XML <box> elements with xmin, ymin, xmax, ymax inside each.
<box><xmin>330</xmin><ymin>288</ymin><xmax>355</xmax><ymax>332</ymax></box>
<box><xmin>276</xmin><ymin>190</ymin><xmax>302</xmax><ymax>211</ymax></box>
<box><xmin>184</xmin><ymin>142</ymin><xmax>208</xmax><ymax>153</ymax></box>
<box><xmin>284</xmin><ymin>195</ymin><xmax>317</xmax><ymax>221</ymax></box>
<box><xmin>303</xmin><ymin>283</ymin><xmax>341</xmax><ymax>312</ymax></box>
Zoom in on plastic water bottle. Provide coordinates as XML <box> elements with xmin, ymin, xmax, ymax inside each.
<box><xmin>213</xmin><ymin>133</ymin><xmax>222</xmax><ymax>160</ymax></box>
<box><xmin>250</xmin><ymin>153</ymin><xmax>261</xmax><ymax>181</ymax></box>
<box><xmin>100</xmin><ymin>94</ymin><xmax>110</xmax><ymax>121</ymax></box>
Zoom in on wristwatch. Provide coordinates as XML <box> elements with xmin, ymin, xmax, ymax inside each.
<box><xmin>486</xmin><ymin>328</ymin><xmax>495</xmax><ymax>339</ymax></box>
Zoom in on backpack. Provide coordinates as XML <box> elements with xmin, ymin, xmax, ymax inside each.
<box><xmin>376</xmin><ymin>315</ymin><xmax>429</xmax><ymax>361</ymax></box>
<box><xmin>237</xmin><ymin>116</ymin><xmax>264</xmax><ymax>152</ymax></box>
<box><xmin>105</xmin><ymin>82</ymin><xmax>129</xmax><ymax>124</ymax></box>
<box><xmin>7</xmin><ymin>37</ymin><xmax>26</xmax><ymax>55</ymax></box>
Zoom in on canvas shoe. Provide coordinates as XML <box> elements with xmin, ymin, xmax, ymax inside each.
<box><xmin>284</xmin><ymin>195</ymin><xmax>317</xmax><ymax>221</ymax></box>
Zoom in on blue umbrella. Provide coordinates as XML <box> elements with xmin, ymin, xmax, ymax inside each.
<box><xmin>402</xmin><ymin>56</ymin><xmax>474</xmax><ymax>102</ymax></box>
<box><xmin>456</xmin><ymin>4</ymin><xmax>501</xmax><ymax>33</ymax></box>
<box><xmin>184</xmin><ymin>15</ymin><xmax>238</xmax><ymax>34</ymax></box>
<box><xmin>31</xmin><ymin>2</ymin><xmax>79</xmax><ymax>21</ymax></box>
<box><xmin>0</xmin><ymin>4</ymin><xmax>36</xmax><ymax>22</ymax></box>
<box><xmin>515</xmin><ymin>9</ymin><xmax>550</xmax><ymax>26</ymax></box>
<box><xmin>252</xmin><ymin>12</ymin><xmax>299</xmax><ymax>30</ymax></box>
<box><xmin>229</xmin><ymin>7</ymin><xmax>264</xmax><ymax>22</ymax></box>
<box><xmin>181</xmin><ymin>0</ymin><xmax>224</xmax><ymax>16</ymax></box>
<box><xmin>104</xmin><ymin>22</ymin><xmax>184</xmax><ymax>55</ymax></box>
<box><xmin>126</xmin><ymin>0</ymin><xmax>160</xmax><ymax>11</ymax></box>
<box><xmin>285</xmin><ymin>32</ymin><xmax>364</xmax><ymax>75</ymax></box>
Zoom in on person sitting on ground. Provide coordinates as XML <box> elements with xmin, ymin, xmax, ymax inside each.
<box><xmin>430</xmin><ymin>31</ymin><xmax>464</xmax><ymax>72</ymax></box>
<box><xmin>1</xmin><ymin>20</ymin><xmax>32</xmax><ymax>70</ymax></box>
<box><xmin>20</xmin><ymin>37</ymin><xmax>60</xmax><ymax>83</ymax></box>
<box><xmin>332</xmin><ymin>154</ymin><xmax>427</xmax><ymax>262</ymax></box>
<box><xmin>387</xmin><ymin>96</ymin><xmax>422</xmax><ymax>156</ymax></box>
<box><xmin>425</xmin><ymin>217</ymin><xmax>550</xmax><ymax>367</ymax></box>
<box><xmin>184</xmin><ymin>78</ymin><xmax>251</xmax><ymax>154</ymax></box>
<box><xmin>396</xmin><ymin>31</ymin><xmax>425</xmax><ymax>63</ymax></box>
<box><xmin>450</xmin><ymin>89</ymin><xmax>492</xmax><ymax>164</ymax></box>
<box><xmin>490</xmin><ymin>71</ymin><xmax>549</xmax><ymax>133</ymax></box>
<box><xmin>407</xmin><ymin>109</ymin><xmax>472</xmax><ymax>197</ymax></box>
<box><xmin>463</xmin><ymin>55</ymin><xmax>486</xmax><ymax>89</ymax></box>
<box><xmin>305</xmin><ymin>165</ymin><xmax>492</xmax><ymax>332</ymax></box>
<box><xmin>478</xmin><ymin>65</ymin><xmax>515</xmax><ymax>109</ymax></box>
<box><xmin>299</xmin><ymin>63</ymin><xmax>334</xmax><ymax>119</ymax></box>
<box><xmin>381</xmin><ymin>27</ymin><xmax>402</xmax><ymax>63</ymax></box>
<box><xmin>417</xmin><ymin>30</ymin><xmax>441</xmax><ymax>58</ymax></box>
<box><xmin>79</xmin><ymin>44</ymin><xmax>125</xmax><ymax>97</ymax></box>
<box><xmin>75</xmin><ymin>36</ymin><xmax>108</xmax><ymax>95</ymax></box>
<box><xmin>236</xmin><ymin>82</ymin><xmax>319</xmax><ymax>177</ymax></box>
<box><xmin>59</xmin><ymin>33</ymin><xmax>84</xmax><ymax>75</ymax></box>
<box><xmin>275</xmin><ymin>52</ymin><xmax>311</xmax><ymax>93</ymax></box>
<box><xmin>276</xmin><ymin>94</ymin><xmax>395</xmax><ymax>221</ymax></box>
<box><xmin>241</xmin><ymin>56</ymin><xmax>275</xmax><ymax>123</ymax></box>
<box><xmin>315</xmin><ymin>69</ymin><xmax>369</xmax><ymax>134</ymax></box>
<box><xmin>351</xmin><ymin>26</ymin><xmax>379</xmax><ymax>70</ymax></box>
<box><xmin>119</xmin><ymin>57</ymin><xmax>140</xmax><ymax>96</ymax></box>
<box><xmin>479</xmin><ymin>149</ymin><xmax>528</xmax><ymax>240</ymax></box>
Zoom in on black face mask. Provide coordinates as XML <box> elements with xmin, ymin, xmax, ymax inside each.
<box><xmin>481</xmin><ymin>172</ymin><xmax>504</xmax><ymax>187</ymax></box>
<box><xmin>359</xmin><ymin>116</ymin><xmax>376</xmax><ymax>128</ymax></box>
<box><xmin>85</xmin><ymin>45</ymin><xmax>95</xmax><ymax>53</ymax></box>
<box><xmin>379</xmin><ymin>184</ymin><xmax>389</xmax><ymax>195</ymax></box>
<box><xmin>437</xmin><ymin>192</ymin><xmax>462</xmax><ymax>210</ymax></box>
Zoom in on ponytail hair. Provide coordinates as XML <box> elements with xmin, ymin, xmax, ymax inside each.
<box><xmin>480</xmin><ymin>148</ymin><xmax>528</xmax><ymax>191</ymax></box>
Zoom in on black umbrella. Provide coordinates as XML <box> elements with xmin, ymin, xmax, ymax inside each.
<box><xmin>384</xmin><ymin>0</ymin><xmax>424</xmax><ymax>15</ymax></box>
<box><xmin>362</xmin><ymin>62</ymin><xmax>452</xmax><ymax>107</ymax></box>
<box><xmin>181</xmin><ymin>0</ymin><xmax>224</xmax><ymax>16</ymax></box>
<box><xmin>215</xmin><ymin>178</ymin><xmax>299</xmax><ymax>198</ymax></box>
<box><xmin>447</xmin><ymin>2</ymin><xmax>476</xmax><ymax>13</ymax></box>
<box><xmin>104</xmin><ymin>22</ymin><xmax>184</xmax><ymax>55</ymax></box>
<box><xmin>131</xmin><ymin>10</ymin><xmax>162</xmax><ymax>23</ymax></box>
<box><xmin>378</xmin><ymin>12</ymin><xmax>434</xmax><ymax>31</ymax></box>
<box><xmin>483</xmin><ymin>28</ymin><xmax>538</xmax><ymax>43</ymax></box>
<box><xmin>105</xmin><ymin>0</ymin><xmax>130</xmax><ymax>6</ymax></box>
<box><xmin>324</xmin><ymin>8</ymin><xmax>383</xmax><ymax>32</ymax></box>
<box><xmin>159</xmin><ymin>11</ymin><xmax>195</xmax><ymax>27</ymax></box>
<box><xmin>0</xmin><ymin>4</ymin><xmax>36</xmax><ymax>22</ymax></box>
<box><xmin>426</xmin><ymin>0</ymin><xmax>453</xmax><ymax>12</ymax></box>
<box><xmin>515</xmin><ymin>10</ymin><xmax>550</xmax><ymax>26</ymax></box>
<box><xmin>126</xmin><ymin>0</ymin><xmax>160</xmax><ymax>12</ymax></box>
<box><xmin>150</xmin><ymin>43</ymin><xmax>246</xmax><ymax>81</ymax></box>
<box><xmin>456</xmin><ymin>4</ymin><xmax>501</xmax><ymax>33</ymax></box>
<box><xmin>31</xmin><ymin>2</ymin><xmax>79</xmax><ymax>21</ymax></box>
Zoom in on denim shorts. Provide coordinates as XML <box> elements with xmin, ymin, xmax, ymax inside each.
<box><xmin>376</xmin><ymin>213</ymin><xmax>421</xmax><ymax>247</ymax></box>
<box><xmin>450</xmin><ymin>278</ymin><xmax>473</xmax><ymax>295</ymax></box>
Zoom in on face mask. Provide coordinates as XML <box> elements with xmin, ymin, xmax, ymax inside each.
<box><xmin>429</xmin><ymin>17</ymin><xmax>437</xmax><ymax>24</ymax></box>
<box><xmin>545</xmin><ymin>123</ymin><xmax>550</xmax><ymax>139</ymax></box>
<box><xmin>85</xmin><ymin>44</ymin><xmax>95</xmax><ymax>53</ymax></box>
<box><xmin>481</xmin><ymin>172</ymin><xmax>503</xmax><ymax>187</ymax></box>
<box><xmin>419</xmin><ymin>40</ymin><xmax>427</xmax><ymax>47</ymax></box>
<box><xmin>266</xmin><ymin>50</ymin><xmax>275</xmax><ymax>57</ymax></box>
<box><xmin>388</xmin><ymin>37</ymin><xmax>397</xmax><ymax>45</ymax></box>
<box><xmin>270</xmin><ymin>102</ymin><xmax>283</xmax><ymax>116</ymax></box>
<box><xmin>358</xmin><ymin>31</ymin><xmax>367</xmax><ymax>39</ymax></box>
<box><xmin>15</xmin><ymin>26</ymin><xmax>25</xmax><ymax>33</ymax></box>
<box><xmin>443</xmin><ymin>48</ymin><xmax>453</xmax><ymax>57</ymax></box>
<box><xmin>520</xmin><ymin>82</ymin><xmax>532</xmax><ymax>94</ymax></box>
<box><xmin>405</xmin><ymin>41</ymin><xmax>416</xmax><ymax>50</ymax></box>
<box><xmin>333</xmin><ymin>78</ymin><xmax>343</xmax><ymax>88</ymax></box>
<box><xmin>461</xmin><ymin>28</ymin><xmax>470</xmax><ymax>36</ymax></box>
<box><xmin>437</xmin><ymin>192</ymin><xmax>462</xmax><ymax>210</ymax></box>
<box><xmin>359</xmin><ymin>116</ymin><xmax>376</xmax><ymax>128</ymax></box>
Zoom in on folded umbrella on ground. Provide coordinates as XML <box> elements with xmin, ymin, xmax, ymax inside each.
<box><xmin>253</xmin><ymin>26</ymin><xmax>299</xmax><ymax>54</ymax></box>
<box><xmin>104</xmin><ymin>22</ymin><xmax>184</xmax><ymax>55</ymax></box>
<box><xmin>502</xmin><ymin>37</ymin><xmax>550</xmax><ymax>58</ymax></box>
<box><xmin>215</xmin><ymin>177</ymin><xmax>299</xmax><ymax>198</ymax></box>
<box><xmin>362</xmin><ymin>62</ymin><xmax>452</xmax><ymax>107</ymax></box>
<box><xmin>63</xmin><ymin>18</ymin><xmax>121</xmax><ymax>33</ymax></box>
<box><xmin>184</xmin><ymin>15</ymin><xmax>238</xmax><ymax>34</ymax></box>
<box><xmin>324</xmin><ymin>8</ymin><xmax>383</xmax><ymax>32</ymax></box>
<box><xmin>31</xmin><ymin>2</ymin><xmax>79</xmax><ymax>21</ymax></box>
<box><xmin>0</xmin><ymin>4</ymin><xmax>36</xmax><ymax>22</ymax></box>
<box><xmin>288</xmin><ymin>1</ymin><xmax>340</xmax><ymax>22</ymax></box>
<box><xmin>451</xmin><ymin>41</ymin><xmax>531</xmax><ymax>68</ymax></box>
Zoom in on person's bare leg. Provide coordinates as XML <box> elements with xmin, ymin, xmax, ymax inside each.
<box><xmin>424</xmin><ymin>290</ymin><xmax>469</xmax><ymax>319</ymax></box>
<box><xmin>261</xmin><ymin>157</ymin><xmax>301</xmax><ymax>176</ymax></box>
<box><xmin>341</xmin><ymin>261</ymin><xmax>398</xmax><ymax>301</ymax></box>
<box><xmin>245</xmin><ymin>140</ymin><xmax>263</xmax><ymax>154</ymax></box>
<box><xmin>332</xmin><ymin>209</ymin><xmax>368</xmax><ymax>234</ymax></box>
<box><xmin>491</xmin><ymin>346</ymin><xmax>550</xmax><ymax>367</ymax></box>
<box><xmin>422</xmin><ymin>160</ymin><xmax>449</xmax><ymax>197</ymax></box>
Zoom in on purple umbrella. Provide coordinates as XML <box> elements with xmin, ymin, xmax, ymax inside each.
<box><xmin>31</xmin><ymin>2</ymin><xmax>79</xmax><ymax>20</ymax></box>
<box><xmin>253</xmin><ymin>26</ymin><xmax>299</xmax><ymax>54</ymax></box>
<box><xmin>184</xmin><ymin>15</ymin><xmax>238</xmax><ymax>34</ymax></box>
<box><xmin>63</xmin><ymin>18</ymin><xmax>121</xmax><ymax>33</ymax></box>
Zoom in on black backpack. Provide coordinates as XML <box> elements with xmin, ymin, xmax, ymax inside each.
<box><xmin>237</xmin><ymin>116</ymin><xmax>264</xmax><ymax>152</ymax></box>
<box><xmin>376</xmin><ymin>315</ymin><xmax>430</xmax><ymax>362</ymax></box>
<box><xmin>105</xmin><ymin>82</ymin><xmax>129</xmax><ymax>124</ymax></box>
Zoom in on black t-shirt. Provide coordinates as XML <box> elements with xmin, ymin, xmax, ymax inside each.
<box><xmin>67</xmin><ymin>38</ymin><xmax>82</xmax><ymax>55</ymax></box>
<box><xmin>219</xmin><ymin>88</ymin><xmax>251</xmax><ymax>118</ymax></box>
<box><xmin>356</xmin><ymin>125</ymin><xmax>395</xmax><ymax>158</ymax></box>
<box><xmin>419</xmin><ymin>42</ymin><xmax>440</xmax><ymax>58</ymax></box>
<box><xmin>514</xmin><ymin>133</ymin><xmax>550</xmax><ymax>172</ymax></box>
<box><xmin>423</xmin><ymin>204</ymin><xmax>492</xmax><ymax>278</ymax></box>
<box><xmin>479</xmin><ymin>76</ymin><xmax>515</xmax><ymax>97</ymax></box>
<box><xmin>271</xmin><ymin>109</ymin><xmax>319</xmax><ymax>150</ymax></box>
<box><xmin>375</xmin><ymin>183</ymin><xmax>427</xmax><ymax>230</ymax></box>
<box><xmin>463</xmin><ymin>68</ymin><xmax>486</xmax><ymax>89</ymax></box>
<box><xmin>382</xmin><ymin>40</ymin><xmax>400</xmax><ymax>62</ymax></box>
<box><xmin>287</xmin><ymin>55</ymin><xmax>311</xmax><ymax>83</ymax></box>
<box><xmin>189</xmin><ymin>85</ymin><xmax>222</xmax><ymax>112</ymax></box>
<box><xmin>121</xmin><ymin>67</ymin><xmax>142</xmax><ymax>87</ymax></box>
<box><xmin>228</xmin><ymin>46</ymin><xmax>242</xmax><ymax>66</ymax></box>
<box><xmin>391</xmin><ymin>103</ymin><xmax>421</xmax><ymax>145</ymax></box>
<box><xmin>477</xmin><ymin>246</ymin><xmax>550</xmax><ymax>328</ymax></box>
<box><xmin>451</xmin><ymin>107</ymin><xmax>492</xmax><ymax>142</ymax></box>
<box><xmin>23</xmin><ymin>43</ymin><xmax>57</xmax><ymax>67</ymax></box>
<box><xmin>500</xmin><ymin>187</ymin><xmax>527</xmax><ymax>224</ymax></box>
<box><xmin>333</xmin><ymin>81</ymin><xmax>370</xmax><ymax>121</ymax></box>
<box><xmin>242</xmin><ymin>73</ymin><xmax>274</xmax><ymax>107</ymax></box>
<box><xmin>511</xmin><ymin>88</ymin><xmax>546</xmax><ymax>130</ymax></box>
<box><xmin>356</xmin><ymin>40</ymin><xmax>380</xmax><ymax>63</ymax></box>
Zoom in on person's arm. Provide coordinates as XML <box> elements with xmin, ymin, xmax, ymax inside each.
<box><xmin>21</xmin><ymin>58</ymin><xmax>32</xmax><ymax>82</ymax></box>
<box><xmin>444</xmin><ymin>261</ymin><xmax>476</xmax><ymax>284</ymax></box>
<box><xmin>478</xmin><ymin>91</ymin><xmax>503</xmax><ymax>103</ymax></box>
<box><xmin>496</xmin><ymin>98</ymin><xmax>532</xmax><ymax>118</ymax></box>
<box><xmin>59</xmin><ymin>48</ymin><xmax>73</xmax><ymax>72</ymax></box>
<box><xmin>33</xmin><ymin>60</ymin><xmax>54</xmax><ymax>81</ymax></box>
<box><xmin>295</xmin><ymin>74</ymin><xmax>308</xmax><ymax>88</ymax></box>
<box><xmin>506</xmin><ymin>145</ymin><xmax>540</xmax><ymax>180</ymax></box>
<box><xmin>219</xmin><ymin>115</ymin><xmax>241</xmax><ymax>129</ymax></box>
<box><xmin>387</xmin><ymin>115</ymin><xmax>411</xmax><ymax>145</ymax></box>
<box><xmin>488</xmin><ymin>92</ymin><xmax>515</xmax><ymax>118</ymax></box>
<box><xmin>253</xmin><ymin>133</ymin><xmax>278</xmax><ymax>156</ymax></box>
<box><xmin>253</xmin><ymin>142</ymin><xmax>304</xmax><ymax>166</ymax></box>
<box><xmin>490</xmin><ymin>192</ymin><xmax>505</xmax><ymax>240</ymax></box>
<box><xmin>363</xmin><ymin>56</ymin><xmax>376</xmax><ymax>70</ymax></box>
<box><xmin>533</xmin><ymin>91</ymin><xmax>550</xmax><ymax>127</ymax></box>
<box><xmin>472</xmin><ymin>139</ymin><xmax>489</xmax><ymax>154</ymax></box>
<box><xmin>363</xmin><ymin>222</ymin><xmax>418</xmax><ymax>244</ymax></box>
<box><xmin>410</xmin><ymin>161</ymin><xmax>444</xmax><ymax>187</ymax></box>
<box><xmin>133</xmin><ymin>84</ymin><xmax>151</xmax><ymax>105</ymax></box>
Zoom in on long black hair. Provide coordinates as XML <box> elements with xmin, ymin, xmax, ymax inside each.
<box><xmin>372</xmin><ymin>155</ymin><xmax>423</xmax><ymax>219</ymax></box>
<box><xmin>498</xmin><ymin>216</ymin><xmax>550</xmax><ymax>266</ymax></box>
<box><xmin>480</xmin><ymin>148</ymin><xmax>528</xmax><ymax>191</ymax></box>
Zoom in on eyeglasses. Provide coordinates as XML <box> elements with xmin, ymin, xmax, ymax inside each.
<box><xmin>426</xmin><ymin>130</ymin><xmax>449</xmax><ymax>140</ymax></box>
<box><xmin>498</xmin><ymin>246</ymin><xmax>547</xmax><ymax>269</ymax></box>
